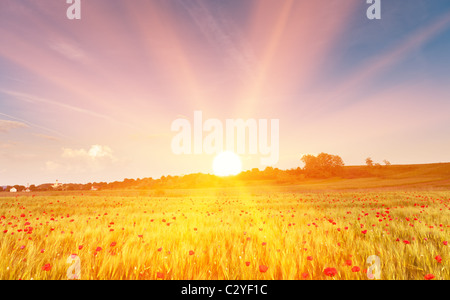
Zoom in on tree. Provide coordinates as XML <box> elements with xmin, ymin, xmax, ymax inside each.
<box><xmin>301</xmin><ymin>154</ymin><xmax>319</xmax><ymax>171</ymax></box>
<box><xmin>301</xmin><ymin>153</ymin><xmax>344</xmax><ymax>178</ymax></box>
<box><xmin>383</xmin><ymin>160</ymin><xmax>391</xmax><ymax>166</ymax></box>
<box><xmin>14</xmin><ymin>185</ymin><xmax>25</xmax><ymax>191</ymax></box>
<box><xmin>366</xmin><ymin>157</ymin><xmax>374</xmax><ymax>167</ymax></box>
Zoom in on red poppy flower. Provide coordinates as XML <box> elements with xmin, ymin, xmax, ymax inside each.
<box><xmin>352</xmin><ymin>266</ymin><xmax>360</xmax><ymax>272</ymax></box>
<box><xmin>435</xmin><ymin>255</ymin><xmax>442</xmax><ymax>263</ymax></box>
<box><xmin>301</xmin><ymin>272</ymin><xmax>309</xmax><ymax>279</ymax></box>
<box><xmin>245</xmin><ymin>262</ymin><xmax>250</xmax><ymax>267</ymax></box>
<box><xmin>189</xmin><ymin>250</ymin><xmax>195</xmax><ymax>256</ymax></box>
<box><xmin>361</xmin><ymin>230</ymin><xmax>367</xmax><ymax>234</ymax></box>
<box><xmin>259</xmin><ymin>265</ymin><xmax>269</xmax><ymax>273</ymax></box>
<box><xmin>157</xmin><ymin>272</ymin><xmax>164</xmax><ymax>279</ymax></box>
<box><xmin>345</xmin><ymin>260</ymin><xmax>352</xmax><ymax>266</ymax></box>
<box><xmin>307</xmin><ymin>256</ymin><xmax>313</xmax><ymax>261</ymax></box>
<box><xmin>42</xmin><ymin>263</ymin><xmax>52</xmax><ymax>271</ymax></box>
<box><xmin>96</xmin><ymin>247</ymin><xmax>103</xmax><ymax>252</ymax></box>
<box><xmin>110</xmin><ymin>242</ymin><xmax>117</xmax><ymax>247</ymax></box>
<box><xmin>424</xmin><ymin>274</ymin><xmax>435</xmax><ymax>280</ymax></box>
<box><xmin>444</xmin><ymin>241</ymin><xmax>448</xmax><ymax>246</ymax></box>
<box><xmin>78</xmin><ymin>245</ymin><xmax>84</xmax><ymax>250</ymax></box>
<box><xmin>324</xmin><ymin>267</ymin><xmax>338</xmax><ymax>277</ymax></box>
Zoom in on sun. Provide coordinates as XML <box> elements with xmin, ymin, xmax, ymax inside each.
<box><xmin>213</xmin><ymin>151</ymin><xmax>242</xmax><ymax>177</ymax></box>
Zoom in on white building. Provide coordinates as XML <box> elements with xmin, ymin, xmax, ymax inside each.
<box><xmin>52</xmin><ymin>180</ymin><xmax>62</xmax><ymax>189</ymax></box>
<box><xmin>10</xmin><ymin>188</ymin><xmax>17</xmax><ymax>193</ymax></box>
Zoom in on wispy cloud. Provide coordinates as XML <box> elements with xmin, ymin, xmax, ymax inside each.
<box><xmin>45</xmin><ymin>145</ymin><xmax>117</xmax><ymax>174</ymax></box>
<box><xmin>177</xmin><ymin>0</ymin><xmax>257</xmax><ymax>80</ymax></box>
<box><xmin>1</xmin><ymin>90</ymin><xmax>121</xmax><ymax>124</ymax></box>
<box><xmin>0</xmin><ymin>119</ymin><xmax>28</xmax><ymax>133</ymax></box>
<box><xmin>35</xmin><ymin>134</ymin><xmax>60</xmax><ymax>142</ymax></box>
<box><xmin>62</xmin><ymin>145</ymin><xmax>116</xmax><ymax>161</ymax></box>
<box><xmin>1</xmin><ymin>90</ymin><xmax>143</xmax><ymax>132</ymax></box>
<box><xmin>48</xmin><ymin>39</ymin><xmax>88</xmax><ymax>63</ymax></box>
<box><xmin>0</xmin><ymin>112</ymin><xmax>66</xmax><ymax>138</ymax></box>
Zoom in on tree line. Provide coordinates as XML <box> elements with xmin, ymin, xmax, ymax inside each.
<box><xmin>1</xmin><ymin>153</ymin><xmax>392</xmax><ymax>192</ymax></box>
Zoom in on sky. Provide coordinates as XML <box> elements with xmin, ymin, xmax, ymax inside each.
<box><xmin>1</xmin><ymin>0</ymin><xmax>450</xmax><ymax>186</ymax></box>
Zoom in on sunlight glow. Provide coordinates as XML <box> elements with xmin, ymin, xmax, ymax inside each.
<box><xmin>212</xmin><ymin>151</ymin><xmax>242</xmax><ymax>177</ymax></box>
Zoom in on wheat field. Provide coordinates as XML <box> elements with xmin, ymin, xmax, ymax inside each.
<box><xmin>0</xmin><ymin>188</ymin><xmax>448</xmax><ymax>280</ymax></box>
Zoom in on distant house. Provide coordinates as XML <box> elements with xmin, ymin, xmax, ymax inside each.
<box><xmin>10</xmin><ymin>188</ymin><xmax>17</xmax><ymax>193</ymax></box>
<box><xmin>91</xmin><ymin>186</ymin><xmax>98</xmax><ymax>191</ymax></box>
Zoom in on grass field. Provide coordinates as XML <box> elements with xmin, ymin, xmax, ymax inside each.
<box><xmin>0</xmin><ymin>184</ymin><xmax>448</xmax><ymax>280</ymax></box>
